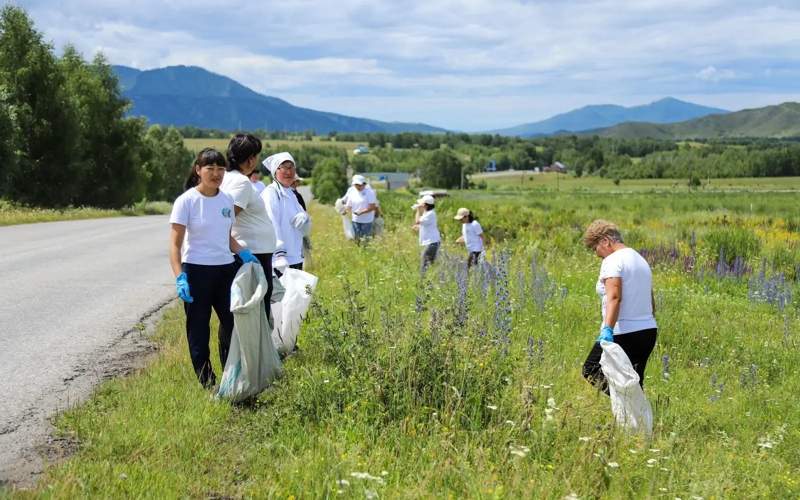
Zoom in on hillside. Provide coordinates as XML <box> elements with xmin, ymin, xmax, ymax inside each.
<box><xmin>492</xmin><ymin>97</ymin><xmax>727</xmax><ymax>136</ymax></box>
<box><xmin>594</xmin><ymin>102</ymin><xmax>800</xmax><ymax>139</ymax></box>
<box><xmin>113</xmin><ymin>65</ymin><xmax>447</xmax><ymax>134</ymax></box>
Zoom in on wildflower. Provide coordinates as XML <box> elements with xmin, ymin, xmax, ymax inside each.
<box><xmin>578</xmin><ymin>436</ymin><xmax>591</xmax><ymax>442</ymax></box>
<box><xmin>365</xmin><ymin>490</ymin><xmax>379</xmax><ymax>499</ymax></box>
<box><xmin>350</xmin><ymin>472</ymin><xmax>386</xmax><ymax>485</ymax></box>
<box><xmin>607</xmin><ymin>462</ymin><xmax>620</xmax><ymax>468</ymax></box>
<box><xmin>649</xmin><ymin>448</ymin><xmax>661</xmax><ymax>453</ymax></box>
<box><xmin>564</xmin><ymin>493</ymin><xmax>580</xmax><ymax>500</ymax></box>
<box><xmin>337</xmin><ymin>479</ymin><xmax>350</xmax><ymax>487</ymax></box>
<box><xmin>486</xmin><ymin>405</ymin><xmax>498</xmax><ymax>410</ymax></box>
<box><xmin>647</xmin><ymin>458</ymin><xmax>657</xmax><ymax>466</ymax></box>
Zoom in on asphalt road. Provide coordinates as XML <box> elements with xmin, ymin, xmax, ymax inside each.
<box><xmin>0</xmin><ymin>216</ymin><xmax>175</xmax><ymax>485</ymax></box>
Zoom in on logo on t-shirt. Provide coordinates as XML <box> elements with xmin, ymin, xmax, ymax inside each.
<box><xmin>221</xmin><ymin>207</ymin><xmax>232</xmax><ymax>218</ymax></box>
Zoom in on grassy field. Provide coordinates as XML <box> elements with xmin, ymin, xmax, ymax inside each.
<box><xmin>184</xmin><ymin>137</ymin><xmax>363</xmax><ymax>156</ymax></box>
<box><xmin>7</xmin><ymin>179</ymin><xmax>800</xmax><ymax>498</ymax></box>
<box><xmin>0</xmin><ymin>200</ymin><xmax>172</xmax><ymax>226</ymax></box>
<box><xmin>474</xmin><ymin>172</ymin><xmax>800</xmax><ymax>193</ymax></box>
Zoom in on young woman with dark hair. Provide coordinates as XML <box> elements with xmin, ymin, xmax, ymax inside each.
<box><xmin>169</xmin><ymin>148</ymin><xmax>260</xmax><ymax>388</ymax></box>
<box><xmin>454</xmin><ymin>207</ymin><xmax>484</xmax><ymax>268</ymax></box>
<box><xmin>220</xmin><ymin>133</ymin><xmax>277</xmax><ymax>319</ymax></box>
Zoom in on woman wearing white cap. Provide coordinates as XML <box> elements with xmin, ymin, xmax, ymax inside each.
<box><xmin>261</xmin><ymin>152</ymin><xmax>310</xmax><ymax>273</ymax></box>
<box><xmin>345</xmin><ymin>174</ymin><xmax>378</xmax><ymax>241</ymax></box>
<box><xmin>454</xmin><ymin>207</ymin><xmax>484</xmax><ymax>268</ymax></box>
<box><xmin>412</xmin><ymin>194</ymin><xmax>440</xmax><ymax>272</ymax></box>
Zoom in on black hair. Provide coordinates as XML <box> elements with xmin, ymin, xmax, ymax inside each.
<box><xmin>183</xmin><ymin>147</ymin><xmax>227</xmax><ymax>191</ymax></box>
<box><xmin>424</xmin><ymin>203</ymin><xmax>435</xmax><ymax>211</ymax></box>
<box><xmin>226</xmin><ymin>134</ymin><xmax>262</xmax><ymax>172</ymax></box>
<box><xmin>467</xmin><ymin>211</ymin><xmax>477</xmax><ymax>223</ymax></box>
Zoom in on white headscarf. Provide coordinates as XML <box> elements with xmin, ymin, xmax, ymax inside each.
<box><xmin>262</xmin><ymin>152</ymin><xmax>296</xmax><ymax>177</ymax></box>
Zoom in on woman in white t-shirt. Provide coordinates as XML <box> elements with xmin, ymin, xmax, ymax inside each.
<box><xmin>221</xmin><ymin>134</ymin><xmax>276</xmax><ymax>318</ymax></box>
<box><xmin>581</xmin><ymin>219</ymin><xmax>658</xmax><ymax>394</ymax></box>
<box><xmin>169</xmin><ymin>148</ymin><xmax>260</xmax><ymax>388</ymax></box>
<box><xmin>412</xmin><ymin>194</ymin><xmax>440</xmax><ymax>273</ymax></box>
<box><xmin>453</xmin><ymin>207</ymin><xmax>484</xmax><ymax>268</ymax></box>
<box><xmin>344</xmin><ymin>175</ymin><xmax>378</xmax><ymax>242</ymax></box>
<box><xmin>261</xmin><ymin>152</ymin><xmax>309</xmax><ymax>273</ymax></box>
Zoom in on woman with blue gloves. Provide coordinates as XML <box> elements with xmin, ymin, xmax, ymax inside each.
<box><xmin>169</xmin><ymin>148</ymin><xmax>260</xmax><ymax>388</ymax></box>
<box><xmin>581</xmin><ymin>220</ymin><xmax>657</xmax><ymax>394</ymax></box>
<box><xmin>220</xmin><ymin>134</ymin><xmax>276</xmax><ymax>317</ymax></box>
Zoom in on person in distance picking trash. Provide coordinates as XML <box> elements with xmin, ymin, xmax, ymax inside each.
<box><xmin>169</xmin><ymin>148</ymin><xmax>261</xmax><ymax>389</ymax></box>
<box><xmin>453</xmin><ymin>207</ymin><xmax>484</xmax><ymax>268</ymax></box>
<box><xmin>581</xmin><ymin>220</ymin><xmax>658</xmax><ymax>394</ymax></box>
<box><xmin>261</xmin><ymin>152</ymin><xmax>309</xmax><ymax>275</ymax></box>
<box><xmin>412</xmin><ymin>194</ymin><xmax>441</xmax><ymax>273</ymax></box>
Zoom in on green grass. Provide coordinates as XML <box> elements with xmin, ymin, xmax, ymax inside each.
<box><xmin>0</xmin><ymin>200</ymin><xmax>172</xmax><ymax>226</ymax></box>
<box><xmin>184</xmin><ymin>137</ymin><xmax>363</xmax><ymax>156</ymax></box>
<box><xmin>9</xmin><ymin>182</ymin><xmax>800</xmax><ymax>498</ymax></box>
<box><xmin>474</xmin><ymin>173</ymin><xmax>800</xmax><ymax>193</ymax></box>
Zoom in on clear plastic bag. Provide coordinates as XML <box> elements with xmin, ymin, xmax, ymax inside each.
<box><xmin>271</xmin><ymin>268</ymin><xmax>318</xmax><ymax>355</ymax></box>
<box><xmin>217</xmin><ymin>263</ymin><xmax>283</xmax><ymax>402</ymax></box>
<box><xmin>599</xmin><ymin>341</ymin><xmax>653</xmax><ymax>435</ymax></box>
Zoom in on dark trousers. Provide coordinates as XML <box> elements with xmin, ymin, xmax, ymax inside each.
<box><xmin>582</xmin><ymin>328</ymin><xmax>657</xmax><ymax>395</ymax></box>
<box><xmin>255</xmin><ymin>253</ymin><xmax>273</xmax><ymax>320</ymax></box>
<box><xmin>274</xmin><ymin>261</ymin><xmax>303</xmax><ymax>278</ymax></box>
<box><xmin>182</xmin><ymin>262</ymin><xmax>237</xmax><ymax>388</ymax></box>
<box><xmin>467</xmin><ymin>251</ymin><xmax>482</xmax><ymax>268</ymax></box>
<box><xmin>421</xmin><ymin>242</ymin><xmax>440</xmax><ymax>273</ymax></box>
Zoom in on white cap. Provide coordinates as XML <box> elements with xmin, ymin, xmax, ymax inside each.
<box><xmin>262</xmin><ymin>152</ymin><xmax>295</xmax><ymax>177</ymax></box>
<box><xmin>421</xmin><ymin>194</ymin><xmax>435</xmax><ymax>205</ymax></box>
<box><xmin>352</xmin><ymin>174</ymin><xmax>367</xmax><ymax>185</ymax></box>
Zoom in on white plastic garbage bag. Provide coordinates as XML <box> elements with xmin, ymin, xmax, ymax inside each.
<box><xmin>372</xmin><ymin>216</ymin><xmax>385</xmax><ymax>236</ymax></box>
<box><xmin>217</xmin><ymin>263</ymin><xmax>283</xmax><ymax>402</ymax></box>
<box><xmin>334</xmin><ymin>198</ymin><xmax>355</xmax><ymax>240</ymax></box>
<box><xmin>271</xmin><ymin>268</ymin><xmax>318</xmax><ymax>356</ymax></box>
<box><xmin>599</xmin><ymin>341</ymin><xmax>653</xmax><ymax>435</ymax></box>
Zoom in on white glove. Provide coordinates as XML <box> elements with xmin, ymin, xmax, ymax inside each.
<box><xmin>291</xmin><ymin>212</ymin><xmax>310</xmax><ymax>229</ymax></box>
<box><xmin>273</xmin><ymin>254</ymin><xmax>289</xmax><ymax>271</ymax></box>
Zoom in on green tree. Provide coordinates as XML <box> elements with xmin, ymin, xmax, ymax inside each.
<box><xmin>0</xmin><ymin>86</ymin><xmax>20</xmax><ymax>196</ymax></box>
<box><xmin>312</xmin><ymin>157</ymin><xmax>347</xmax><ymax>204</ymax></box>
<box><xmin>61</xmin><ymin>48</ymin><xmax>147</xmax><ymax>207</ymax></box>
<box><xmin>420</xmin><ymin>149</ymin><xmax>463</xmax><ymax>189</ymax></box>
<box><xmin>142</xmin><ymin>125</ymin><xmax>193</xmax><ymax>201</ymax></box>
<box><xmin>0</xmin><ymin>5</ymin><xmax>80</xmax><ymax>206</ymax></box>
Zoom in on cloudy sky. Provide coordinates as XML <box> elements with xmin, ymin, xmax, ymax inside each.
<box><xmin>18</xmin><ymin>0</ymin><xmax>800</xmax><ymax>131</ymax></box>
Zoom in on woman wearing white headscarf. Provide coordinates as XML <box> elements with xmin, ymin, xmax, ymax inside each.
<box><xmin>261</xmin><ymin>152</ymin><xmax>310</xmax><ymax>273</ymax></box>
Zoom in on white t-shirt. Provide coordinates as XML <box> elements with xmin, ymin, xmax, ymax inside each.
<box><xmin>220</xmin><ymin>170</ymin><xmax>276</xmax><ymax>254</ymax></box>
<box><xmin>462</xmin><ymin>220</ymin><xmax>484</xmax><ymax>252</ymax></box>
<box><xmin>169</xmin><ymin>188</ymin><xmax>235</xmax><ymax>266</ymax></box>
<box><xmin>418</xmin><ymin>209</ymin><xmax>440</xmax><ymax>246</ymax></box>
<box><xmin>596</xmin><ymin>247</ymin><xmax>657</xmax><ymax>334</ymax></box>
<box><xmin>346</xmin><ymin>186</ymin><xmax>378</xmax><ymax>223</ymax></box>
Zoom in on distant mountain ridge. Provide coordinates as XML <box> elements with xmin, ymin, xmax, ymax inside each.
<box><xmin>492</xmin><ymin>98</ymin><xmax>728</xmax><ymax>136</ymax></box>
<box><xmin>113</xmin><ymin>65</ymin><xmax>447</xmax><ymax>134</ymax></box>
<box><xmin>589</xmin><ymin>102</ymin><xmax>800</xmax><ymax>139</ymax></box>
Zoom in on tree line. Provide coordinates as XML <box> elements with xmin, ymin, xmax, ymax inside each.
<box><xmin>0</xmin><ymin>6</ymin><xmax>192</xmax><ymax>208</ymax></box>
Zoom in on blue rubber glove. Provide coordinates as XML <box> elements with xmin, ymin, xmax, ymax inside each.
<box><xmin>597</xmin><ymin>325</ymin><xmax>614</xmax><ymax>343</ymax></box>
<box><xmin>176</xmin><ymin>272</ymin><xmax>193</xmax><ymax>303</ymax></box>
<box><xmin>237</xmin><ymin>248</ymin><xmax>260</xmax><ymax>265</ymax></box>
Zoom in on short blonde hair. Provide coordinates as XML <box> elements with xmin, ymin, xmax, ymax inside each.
<box><xmin>583</xmin><ymin>219</ymin><xmax>623</xmax><ymax>248</ymax></box>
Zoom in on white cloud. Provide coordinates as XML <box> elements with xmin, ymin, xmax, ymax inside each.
<box><xmin>19</xmin><ymin>0</ymin><xmax>800</xmax><ymax>129</ymax></box>
<box><xmin>696</xmin><ymin>66</ymin><xmax>737</xmax><ymax>82</ymax></box>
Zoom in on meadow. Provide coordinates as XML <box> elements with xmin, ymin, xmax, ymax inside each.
<box><xmin>183</xmin><ymin>137</ymin><xmax>363</xmax><ymax>156</ymax></box>
<box><xmin>0</xmin><ymin>200</ymin><xmax>172</xmax><ymax>226</ymax></box>
<box><xmin>10</xmin><ymin>178</ymin><xmax>800</xmax><ymax>498</ymax></box>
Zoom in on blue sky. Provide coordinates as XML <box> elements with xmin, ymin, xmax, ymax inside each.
<box><xmin>18</xmin><ymin>0</ymin><xmax>800</xmax><ymax>131</ymax></box>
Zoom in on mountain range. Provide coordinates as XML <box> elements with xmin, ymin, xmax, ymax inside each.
<box><xmin>588</xmin><ymin>102</ymin><xmax>800</xmax><ymax>139</ymax></box>
<box><xmin>113</xmin><ymin>65</ymin><xmax>447</xmax><ymax>134</ymax></box>
<box><xmin>491</xmin><ymin>98</ymin><xmax>728</xmax><ymax>136</ymax></box>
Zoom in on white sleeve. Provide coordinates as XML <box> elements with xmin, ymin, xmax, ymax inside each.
<box><xmin>474</xmin><ymin>221</ymin><xmax>483</xmax><ymax>235</ymax></box>
<box><xmin>600</xmin><ymin>253</ymin><xmax>623</xmax><ymax>279</ymax></box>
<box><xmin>366</xmin><ymin>189</ymin><xmax>377</xmax><ymax>204</ymax></box>
<box><xmin>419</xmin><ymin>211</ymin><xmax>434</xmax><ymax>227</ymax></box>
<box><xmin>169</xmin><ymin>194</ymin><xmax>189</xmax><ymax>226</ymax></box>
<box><xmin>262</xmin><ymin>187</ymin><xmax>286</xmax><ymax>256</ymax></box>
<box><xmin>224</xmin><ymin>175</ymin><xmax>252</xmax><ymax>209</ymax></box>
